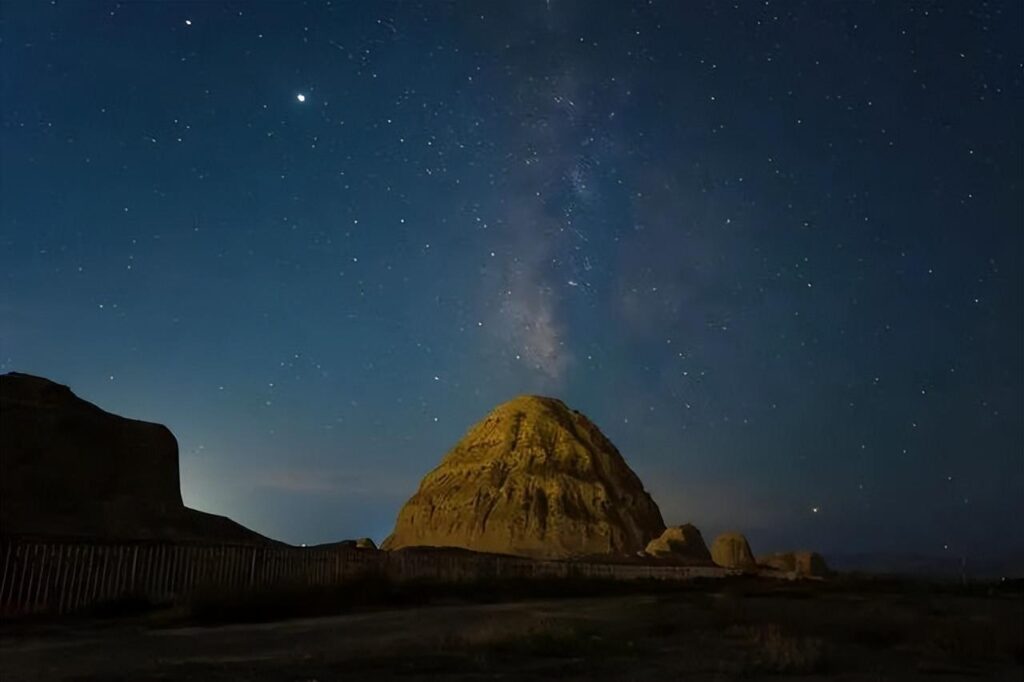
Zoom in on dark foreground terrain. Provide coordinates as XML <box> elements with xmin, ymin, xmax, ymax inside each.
<box><xmin>1</xmin><ymin>578</ymin><xmax>1021</xmax><ymax>681</ymax></box>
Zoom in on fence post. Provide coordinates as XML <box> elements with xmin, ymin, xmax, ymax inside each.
<box><xmin>56</xmin><ymin>546</ymin><xmax>70</xmax><ymax>614</ymax></box>
<box><xmin>0</xmin><ymin>542</ymin><xmax>11</xmax><ymax>607</ymax></box>
<box><xmin>130</xmin><ymin>545</ymin><xmax>139</xmax><ymax>591</ymax></box>
<box><xmin>39</xmin><ymin>545</ymin><xmax>55</xmax><ymax>611</ymax></box>
<box><xmin>32</xmin><ymin>544</ymin><xmax>48</xmax><ymax>610</ymax></box>
<box><xmin>97</xmin><ymin>546</ymin><xmax>110</xmax><ymax>602</ymax></box>
<box><xmin>19</xmin><ymin>545</ymin><xmax>37</xmax><ymax>613</ymax></box>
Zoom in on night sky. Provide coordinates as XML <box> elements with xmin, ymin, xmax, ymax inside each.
<box><xmin>2</xmin><ymin>1</ymin><xmax>1021</xmax><ymax>560</ymax></box>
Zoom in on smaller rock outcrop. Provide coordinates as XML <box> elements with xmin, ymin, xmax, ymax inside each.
<box><xmin>710</xmin><ymin>532</ymin><xmax>756</xmax><ymax>569</ymax></box>
<box><xmin>644</xmin><ymin>524</ymin><xmax>712</xmax><ymax>563</ymax></box>
<box><xmin>758</xmin><ymin>551</ymin><xmax>830</xmax><ymax>577</ymax></box>
<box><xmin>315</xmin><ymin>537</ymin><xmax>379</xmax><ymax>550</ymax></box>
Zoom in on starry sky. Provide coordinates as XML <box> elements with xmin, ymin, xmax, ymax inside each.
<box><xmin>2</xmin><ymin>1</ymin><xmax>1021</xmax><ymax>560</ymax></box>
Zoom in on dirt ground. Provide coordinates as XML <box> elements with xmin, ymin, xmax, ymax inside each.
<box><xmin>1</xmin><ymin>581</ymin><xmax>1021</xmax><ymax>681</ymax></box>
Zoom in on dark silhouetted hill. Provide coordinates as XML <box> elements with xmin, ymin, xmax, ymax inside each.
<box><xmin>0</xmin><ymin>372</ymin><xmax>273</xmax><ymax>545</ymax></box>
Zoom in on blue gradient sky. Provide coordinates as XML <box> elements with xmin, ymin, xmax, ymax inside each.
<box><xmin>2</xmin><ymin>1</ymin><xmax>1021</xmax><ymax>558</ymax></box>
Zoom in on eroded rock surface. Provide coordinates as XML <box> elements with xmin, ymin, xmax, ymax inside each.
<box><xmin>382</xmin><ymin>395</ymin><xmax>665</xmax><ymax>559</ymax></box>
<box><xmin>710</xmin><ymin>531</ymin><xmax>756</xmax><ymax>569</ymax></box>
<box><xmin>645</xmin><ymin>524</ymin><xmax>712</xmax><ymax>563</ymax></box>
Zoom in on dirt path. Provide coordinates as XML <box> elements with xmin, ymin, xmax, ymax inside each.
<box><xmin>1</xmin><ymin>590</ymin><xmax>1021</xmax><ymax>681</ymax></box>
<box><xmin>3</xmin><ymin>597</ymin><xmax>636</xmax><ymax>681</ymax></box>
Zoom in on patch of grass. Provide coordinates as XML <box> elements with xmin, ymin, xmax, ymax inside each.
<box><xmin>302</xmin><ymin>615</ymin><xmax>632</xmax><ymax>678</ymax></box>
<box><xmin>644</xmin><ymin>617</ymin><xmax>681</xmax><ymax>638</ymax></box>
<box><xmin>184</xmin><ymin>572</ymin><xmax>698</xmax><ymax>625</ymax></box>
<box><xmin>920</xmin><ymin>617</ymin><xmax>1000</xmax><ymax>664</ymax></box>
<box><xmin>734</xmin><ymin>623</ymin><xmax>829</xmax><ymax>675</ymax></box>
<box><xmin>187</xmin><ymin>571</ymin><xmax>407</xmax><ymax>624</ymax></box>
<box><xmin>709</xmin><ymin>588</ymin><xmax>751</xmax><ymax>629</ymax></box>
<box><xmin>86</xmin><ymin>593</ymin><xmax>162</xmax><ymax>620</ymax></box>
<box><xmin>847</xmin><ymin>621</ymin><xmax>906</xmax><ymax>650</ymax></box>
<box><xmin>450</xmin><ymin>617</ymin><xmax>606</xmax><ymax>658</ymax></box>
<box><xmin>827</xmin><ymin>602</ymin><xmax>913</xmax><ymax>651</ymax></box>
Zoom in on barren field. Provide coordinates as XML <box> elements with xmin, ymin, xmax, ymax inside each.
<box><xmin>1</xmin><ymin>580</ymin><xmax>1021</xmax><ymax>681</ymax></box>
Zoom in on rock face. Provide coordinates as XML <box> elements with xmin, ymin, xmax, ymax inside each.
<box><xmin>758</xmin><ymin>551</ymin><xmax>830</xmax><ymax>577</ymax></box>
<box><xmin>710</xmin><ymin>532</ymin><xmax>756</xmax><ymax>569</ymax></box>
<box><xmin>644</xmin><ymin>524</ymin><xmax>712</xmax><ymax>563</ymax></box>
<box><xmin>382</xmin><ymin>395</ymin><xmax>665</xmax><ymax>559</ymax></box>
<box><xmin>0</xmin><ymin>372</ymin><xmax>269</xmax><ymax>544</ymax></box>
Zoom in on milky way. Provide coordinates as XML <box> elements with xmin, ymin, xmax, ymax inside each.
<box><xmin>1</xmin><ymin>2</ymin><xmax>1020</xmax><ymax>559</ymax></box>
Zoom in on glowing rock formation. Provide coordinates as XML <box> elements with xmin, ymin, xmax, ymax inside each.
<box><xmin>710</xmin><ymin>531</ymin><xmax>756</xmax><ymax>569</ymax></box>
<box><xmin>382</xmin><ymin>395</ymin><xmax>665</xmax><ymax>559</ymax></box>
<box><xmin>645</xmin><ymin>524</ymin><xmax>712</xmax><ymax>563</ymax></box>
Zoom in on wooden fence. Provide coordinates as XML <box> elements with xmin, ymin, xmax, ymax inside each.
<box><xmin>0</xmin><ymin>540</ymin><xmax>732</xmax><ymax>617</ymax></box>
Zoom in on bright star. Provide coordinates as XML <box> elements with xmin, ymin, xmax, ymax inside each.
<box><xmin>296</xmin><ymin>93</ymin><xmax>306</xmax><ymax>103</ymax></box>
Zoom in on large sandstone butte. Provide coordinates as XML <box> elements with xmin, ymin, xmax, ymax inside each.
<box><xmin>0</xmin><ymin>372</ymin><xmax>270</xmax><ymax>544</ymax></box>
<box><xmin>645</xmin><ymin>524</ymin><xmax>712</xmax><ymax>563</ymax></box>
<box><xmin>710</xmin><ymin>531</ymin><xmax>756</xmax><ymax>569</ymax></box>
<box><xmin>382</xmin><ymin>395</ymin><xmax>666</xmax><ymax>559</ymax></box>
<box><xmin>758</xmin><ymin>551</ymin><xmax>830</xmax><ymax>577</ymax></box>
